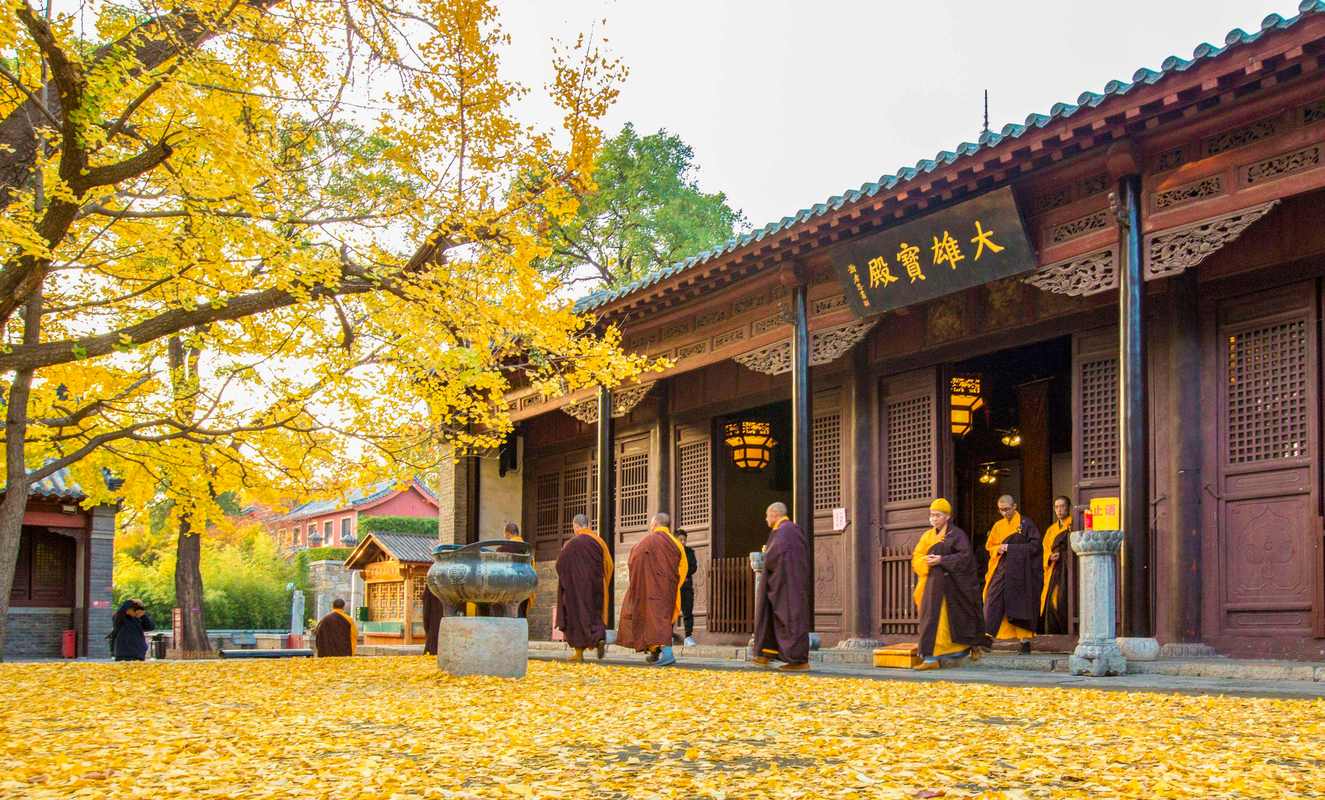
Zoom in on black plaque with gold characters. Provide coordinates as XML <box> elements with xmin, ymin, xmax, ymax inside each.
<box><xmin>830</xmin><ymin>186</ymin><xmax>1036</xmax><ymax>317</ymax></box>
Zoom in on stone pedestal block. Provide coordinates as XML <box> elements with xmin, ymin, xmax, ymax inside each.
<box><xmin>1116</xmin><ymin>636</ymin><xmax>1161</xmax><ymax>661</ymax></box>
<box><xmin>1068</xmin><ymin>529</ymin><xmax>1127</xmax><ymax>677</ymax></box>
<box><xmin>436</xmin><ymin>617</ymin><xmax>529</xmax><ymax>678</ymax></box>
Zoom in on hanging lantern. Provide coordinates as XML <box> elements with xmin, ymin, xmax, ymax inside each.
<box><xmin>978</xmin><ymin>462</ymin><xmax>999</xmax><ymax>485</ymax></box>
<box><xmin>723</xmin><ymin>420</ymin><xmax>776</xmax><ymax>472</ymax></box>
<box><xmin>1000</xmin><ymin>427</ymin><xmax>1023</xmax><ymax>447</ymax></box>
<box><xmin>949</xmin><ymin>374</ymin><xmax>985</xmax><ymax>437</ymax></box>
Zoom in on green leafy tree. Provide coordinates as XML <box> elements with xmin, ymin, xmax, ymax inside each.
<box><xmin>542</xmin><ymin>123</ymin><xmax>747</xmax><ymax>289</ymax></box>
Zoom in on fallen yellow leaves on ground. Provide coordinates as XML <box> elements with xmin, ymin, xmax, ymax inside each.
<box><xmin>1</xmin><ymin>657</ymin><xmax>1322</xmax><ymax>799</ymax></box>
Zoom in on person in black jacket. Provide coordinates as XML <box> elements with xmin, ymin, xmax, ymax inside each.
<box><xmin>110</xmin><ymin>599</ymin><xmax>154</xmax><ymax>661</ymax></box>
<box><xmin>675</xmin><ymin>530</ymin><xmax>698</xmax><ymax>647</ymax></box>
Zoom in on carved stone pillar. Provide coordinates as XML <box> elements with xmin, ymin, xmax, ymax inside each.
<box><xmin>1068</xmin><ymin>529</ymin><xmax>1127</xmax><ymax>677</ymax></box>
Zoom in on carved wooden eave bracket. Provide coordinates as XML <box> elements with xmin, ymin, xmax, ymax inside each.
<box><xmin>1144</xmin><ymin>200</ymin><xmax>1279</xmax><ymax>280</ymax></box>
<box><xmin>1023</xmin><ymin>199</ymin><xmax>1280</xmax><ymax>295</ymax></box>
<box><xmin>733</xmin><ymin>319</ymin><xmax>878</xmax><ymax>376</ymax></box>
<box><xmin>561</xmin><ymin>381</ymin><xmax>655</xmax><ymax>424</ymax></box>
<box><xmin>1023</xmin><ymin>248</ymin><xmax>1117</xmax><ymax>297</ymax></box>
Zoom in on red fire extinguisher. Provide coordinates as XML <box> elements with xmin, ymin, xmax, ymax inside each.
<box><xmin>61</xmin><ymin>629</ymin><xmax>76</xmax><ymax>659</ymax></box>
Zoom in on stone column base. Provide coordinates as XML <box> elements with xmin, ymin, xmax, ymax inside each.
<box><xmin>436</xmin><ymin>617</ymin><xmax>528</xmax><ymax>678</ymax></box>
<box><xmin>1069</xmin><ymin>640</ymin><xmax>1127</xmax><ymax>676</ymax></box>
<box><xmin>1116</xmin><ymin>636</ymin><xmax>1160</xmax><ymax>661</ymax></box>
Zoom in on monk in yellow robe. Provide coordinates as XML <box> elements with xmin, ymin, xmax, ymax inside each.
<box><xmin>1039</xmin><ymin>496</ymin><xmax>1073</xmax><ymax>635</ymax></box>
<box><xmin>912</xmin><ymin>498</ymin><xmax>990</xmax><ymax>669</ymax></box>
<box><xmin>616</xmin><ymin>512</ymin><xmax>687</xmax><ymax>667</ymax></box>
<box><xmin>313</xmin><ymin>598</ymin><xmax>356</xmax><ymax>657</ymax></box>
<box><xmin>983</xmin><ymin>494</ymin><xmax>1043</xmax><ymax>652</ymax></box>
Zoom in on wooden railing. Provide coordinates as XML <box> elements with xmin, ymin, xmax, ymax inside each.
<box><xmin>880</xmin><ymin>546</ymin><xmax>920</xmax><ymax>635</ymax></box>
<box><xmin>707</xmin><ymin>556</ymin><xmax>755</xmax><ymax>634</ymax></box>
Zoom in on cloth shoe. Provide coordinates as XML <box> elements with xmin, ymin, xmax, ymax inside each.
<box><xmin>595</xmin><ymin>640</ymin><xmax>606</xmax><ymax>660</ymax></box>
<box><xmin>683</xmin><ymin>636</ymin><xmax>697</xmax><ymax>647</ymax></box>
<box><xmin>778</xmin><ymin>662</ymin><xmax>810</xmax><ymax>672</ymax></box>
<box><xmin>913</xmin><ymin>659</ymin><xmax>941</xmax><ymax>671</ymax></box>
<box><xmin>1019</xmin><ymin>640</ymin><xmax>1032</xmax><ymax>655</ymax></box>
<box><xmin>569</xmin><ymin>648</ymin><xmax>584</xmax><ymax>663</ymax></box>
<box><xmin>750</xmin><ymin>656</ymin><xmax>770</xmax><ymax>666</ymax></box>
<box><xmin>654</xmin><ymin>645</ymin><xmax>676</xmax><ymax>667</ymax></box>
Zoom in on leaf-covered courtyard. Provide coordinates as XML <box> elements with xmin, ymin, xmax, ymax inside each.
<box><xmin>3</xmin><ymin>657</ymin><xmax>1321</xmax><ymax>799</ymax></box>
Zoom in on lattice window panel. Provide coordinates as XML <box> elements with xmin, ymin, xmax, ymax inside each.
<box><xmin>29</xmin><ymin>536</ymin><xmax>70</xmax><ymax>603</ymax></box>
<box><xmin>1079</xmin><ymin>357</ymin><xmax>1119</xmax><ymax>480</ymax></box>
<box><xmin>534</xmin><ymin>472</ymin><xmax>561</xmax><ymax>544</ymax></box>
<box><xmin>813</xmin><ymin>413</ymin><xmax>842</xmax><ymax>511</ymax></box>
<box><xmin>886</xmin><ymin>395</ymin><xmax>933</xmax><ymax>503</ymax></box>
<box><xmin>678</xmin><ymin>440</ymin><xmax>711</xmax><ymax>529</ymax></box>
<box><xmin>617</xmin><ymin>452</ymin><xmax>650</xmax><ymax>531</ymax></box>
<box><xmin>1225</xmin><ymin>320</ymin><xmax>1309</xmax><ymax>463</ymax></box>
<box><xmin>562</xmin><ymin>465</ymin><xmax>591</xmax><ymax>538</ymax></box>
<box><xmin>368</xmin><ymin>582</ymin><xmax>404</xmax><ymax>621</ymax></box>
<box><xmin>411</xmin><ymin>579</ymin><xmax>426</xmax><ymax>618</ymax></box>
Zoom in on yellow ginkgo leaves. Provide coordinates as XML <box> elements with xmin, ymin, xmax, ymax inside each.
<box><xmin>0</xmin><ymin>656</ymin><xmax>1321</xmax><ymax>799</ymax></box>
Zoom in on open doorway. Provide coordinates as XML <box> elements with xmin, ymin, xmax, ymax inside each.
<box><xmin>950</xmin><ymin>336</ymin><xmax>1072</xmax><ymax>579</ymax></box>
<box><xmin>714</xmin><ymin>400</ymin><xmax>792</xmax><ymax>560</ymax></box>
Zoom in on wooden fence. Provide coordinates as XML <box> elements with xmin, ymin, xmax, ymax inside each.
<box><xmin>707</xmin><ymin>556</ymin><xmax>755</xmax><ymax>634</ymax></box>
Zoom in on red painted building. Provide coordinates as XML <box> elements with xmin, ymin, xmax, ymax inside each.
<box><xmin>272</xmin><ymin>479</ymin><xmax>439</xmax><ymax>552</ymax></box>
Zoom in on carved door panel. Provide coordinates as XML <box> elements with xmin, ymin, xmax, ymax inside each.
<box><xmin>1207</xmin><ymin>283</ymin><xmax>1321</xmax><ymax>644</ymax></box>
<box><xmin>675</xmin><ymin>425</ymin><xmax>713</xmax><ymax>627</ymax></box>
<box><xmin>812</xmin><ymin>389</ymin><xmax>847</xmax><ymax>635</ymax></box>
<box><xmin>1071</xmin><ymin>327</ymin><xmax>1120</xmax><ymax>518</ymax></box>
<box><xmin>880</xmin><ymin>368</ymin><xmax>944</xmax><ymax>550</ymax></box>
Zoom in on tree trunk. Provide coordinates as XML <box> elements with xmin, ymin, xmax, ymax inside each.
<box><xmin>0</xmin><ymin>295</ymin><xmax>42</xmax><ymax>660</ymax></box>
<box><xmin>174</xmin><ymin>516</ymin><xmax>210</xmax><ymax>655</ymax></box>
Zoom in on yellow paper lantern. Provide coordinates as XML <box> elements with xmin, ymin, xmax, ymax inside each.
<box><xmin>723</xmin><ymin>420</ymin><xmax>776</xmax><ymax>471</ymax></box>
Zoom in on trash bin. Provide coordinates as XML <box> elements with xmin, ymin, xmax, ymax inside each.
<box><xmin>61</xmin><ymin>629</ymin><xmax>76</xmax><ymax>659</ymax></box>
<box><xmin>150</xmin><ymin>633</ymin><xmax>167</xmax><ymax>660</ymax></box>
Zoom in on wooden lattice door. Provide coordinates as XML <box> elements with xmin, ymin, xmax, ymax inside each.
<box><xmin>1204</xmin><ymin>283</ymin><xmax>1322</xmax><ymax>649</ymax></box>
<box><xmin>878</xmin><ymin>368</ymin><xmax>943</xmax><ymax>635</ymax></box>
<box><xmin>676</xmin><ymin>425</ymin><xmax>713</xmax><ymax>631</ymax></box>
<box><xmin>1071</xmin><ymin>327</ymin><xmax>1120</xmax><ymax>514</ymax></box>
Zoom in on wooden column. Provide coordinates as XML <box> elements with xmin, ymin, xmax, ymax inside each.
<box><xmin>790</xmin><ymin>280</ymin><xmax>814</xmax><ymax>625</ymax></box>
<box><xmin>1112</xmin><ymin>143</ymin><xmax>1153</xmax><ymax>638</ymax></box>
<box><xmin>849</xmin><ymin>341</ymin><xmax>876</xmax><ymax>640</ymax></box>
<box><xmin>1016</xmin><ymin>378</ymin><xmax>1053</xmax><ymax>525</ymax></box>
<box><xmin>1166</xmin><ymin>271</ymin><xmax>1203</xmax><ymax>642</ymax></box>
<box><xmin>595</xmin><ymin>387</ymin><xmax>615</xmax><ymax>624</ymax></box>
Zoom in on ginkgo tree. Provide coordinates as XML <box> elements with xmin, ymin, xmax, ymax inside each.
<box><xmin>0</xmin><ymin>0</ymin><xmax>657</xmax><ymax>656</ymax></box>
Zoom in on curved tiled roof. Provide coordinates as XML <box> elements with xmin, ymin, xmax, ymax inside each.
<box><xmin>280</xmin><ymin>478</ymin><xmax>438</xmax><ymax>522</ymax></box>
<box><xmin>27</xmin><ymin>468</ymin><xmax>84</xmax><ymax>502</ymax></box>
<box><xmin>574</xmin><ymin>3</ymin><xmax>1325</xmax><ymax>315</ymax></box>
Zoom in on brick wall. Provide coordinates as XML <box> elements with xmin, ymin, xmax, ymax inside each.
<box><xmin>4</xmin><ymin>608</ymin><xmax>72</xmax><ymax>658</ymax></box>
<box><xmin>88</xmin><ymin>506</ymin><xmax>116</xmax><ymax>656</ymax></box>
<box><xmin>307</xmin><ymin>560</ymin><xmax>360</xmax><ymax>620</ymax></box>
<box><xmin>437</xmin><ymin>447</ymin><xmax>470</xmax><ymax>546</ymax></box>
<box><xmin>528</xmin><ymin>562</ymin><xmax>557</xmax><ymax>640</ymax></box>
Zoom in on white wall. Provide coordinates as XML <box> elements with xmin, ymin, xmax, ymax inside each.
<box><xmin>478</xmin><ymin>437</ymin><xmax>524</xmax><ymax>539</ymax></box>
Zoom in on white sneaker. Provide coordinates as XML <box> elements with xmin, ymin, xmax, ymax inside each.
<box><xmin>683</xmin><ymin>636</ymin><xmax>697</xmax><ymax>647</ymax></box>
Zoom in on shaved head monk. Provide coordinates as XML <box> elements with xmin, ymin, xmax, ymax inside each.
<box><xmin>911</xmin><ymin>498</ymin><xmax>989</xmax><ymax>669</ymax></box>
<box><xmin>616</xmin><ymin>512</ymin><xmax>687</xmax><ymax>667</ymax></box>
<box><xmin>751</xmin><ymin>502</ymin><xmax>811</xmax><ymax>671</ymax></box>
<box><xmin>983</xmin><ymin>494</ymin><xmax>1043</xmax><ymax>653</ymax></box>
<box><xmin>555</xmin><ymin>513</ymin><xmax>613</xmax><ymax>662</ymax></box>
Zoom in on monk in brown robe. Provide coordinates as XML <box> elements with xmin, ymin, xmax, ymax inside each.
<box><xmin>423</xmin><ymin>586</ymin><xmax>443</xmax><ymax>656</ymax></box>
<box><xmin>616</xmin><ymin>512</ymin><xmax>686</xmax><ymax>667</ymax></box>
<box><xmin>314</xmin><ymin>598</ymin><xmax>356</xmax><ymax>657</ymax></box>
<box><xmin>556</xmin><ymin>513</ymin><xmax>614</xmax><ymax>662</ymax></box>
<box><xmin>912</xmin><ymin>498</ymin><xmax>990</xmax><ymax>669</ymax></box>
<box><xmin>1039</xmin><ymin>495</ymin><xmax>1073</xmax><ymax>635</ymax></box>
<box><xmin>983</xmin><ymin>494</ymin><xmax>1042</xmax><ymax>653</ymax></box>
<box><xmin>751</xmin><ymin>502</ymin><xmax>811</xmax><ymax>671</ymax></box>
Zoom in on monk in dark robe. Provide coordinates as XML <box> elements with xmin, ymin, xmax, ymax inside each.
<box><xmin>555</xmin><ymin>513</ymin><xmax>614</xmax><ymax>662</ymax></box>
<box><xmin>314</xmin><ymin>598</ymin><xmax>356</xmax><ymax>657</ymax></box>
<box><xmin>751</xmin><ymin>502</ymin><xmax>811</xmax><ymax>671</ymax></box>
<box><xmin>616</xmin><ymin>512</ymin><xmax>686</xmax><ymax>667</ymax></box>
<box><xmin>983</xmin><ymin>494</ymin><xmax>1043</xmax><ymax>653</ymax></box>
<box><xmin>423</xmin><ymin>585</ymin><xmax>443</xmax><ymax>655</ymax></box>
<box><xmin>1039</xmin><ymin>495</ymin><xmax>1073</xmax><ymax>635</ymax></box>
<box><xmin>912</xmin><ymin>498</ymin><xmax>990</xmax><ymax>669</ymax></box>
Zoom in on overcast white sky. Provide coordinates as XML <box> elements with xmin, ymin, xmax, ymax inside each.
<box><xmin>499</xmin><ymin>1</ymin><xmax>1300</xmax><ymax>230</ymax></box>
